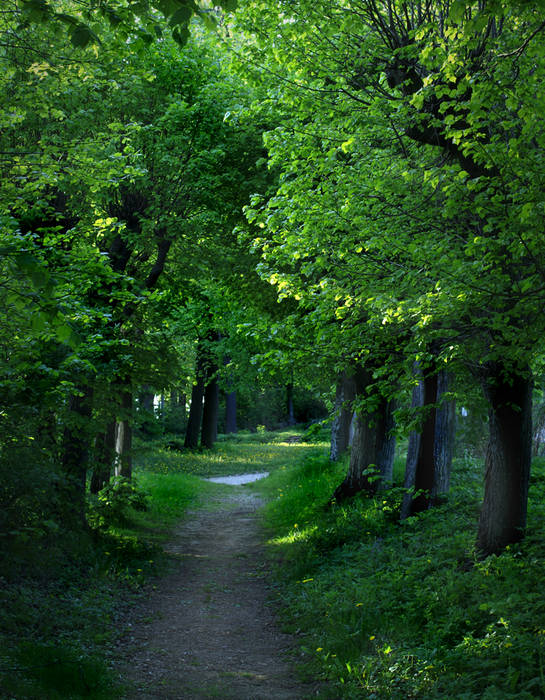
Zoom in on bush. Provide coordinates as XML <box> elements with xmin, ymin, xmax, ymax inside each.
<box><xmin>88</xmin><ymin>477</ymin><xmax>149</xmax><ymax>529</ymax></box>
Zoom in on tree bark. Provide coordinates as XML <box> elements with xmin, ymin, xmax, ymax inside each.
<box><xmin>201</xmin><ymin>373</ymin><xmax>220</xmax><ymax>448</ymax></box>
<box><xmin>286</xmin><ymin>382</ymin><xmax>296</xmax><ymax>426</ymax></box>
<box><xmin>432</xmin><ymin>370</ymin><xmax>456</xmax><ymax>499</ymax></box>
<box><xmin>225</xmin><ymin>391</ymin><xmax>237</xmax><ymax>434</ymax></box>
<box><xmin>333</xmin><ymin>367</ymin><xmax>396</xmax><ymax>500</ymax></box>
<box><xmin>477</xmin><ymin>364</ymin><xmax>533</xmax><ymax>556</ymax></box>
<box><xmin>330</xmin><ymin>370</ymin><xmax>357</xmax><ymax>461</ymax></box>
<box><xmin>90</xmin><ymin>421</ymin><xmax>116</xmax><ymax>494</ymax></box>
<box><xmin>403</xmin><ymin>372</ymin><xmax>438</xmax><ymax>515</ymax></box>
<box><xmin>61</xmin><ymin>385</ymin><xmax>94</xmax><ymax>522</ymax></box>
<box><xmin>185</xmin><ymin>349</ymin><xmax>206</xmax><ymax>449</ymax></box>
<box><xmin>115</xmin><ymin>389</ymin><xmax>133</xmax><ymax>478</ymax></box>
<box><xmin>401</xmin><ymin>369</ymin><xmax>456</xmax><ymax>519</ymax></box>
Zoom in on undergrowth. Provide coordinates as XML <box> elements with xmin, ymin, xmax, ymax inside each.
<box><xmin>0</xmin><ymin>466</ymin><xmax>211</xmax><ymax>699</ymax></box>
<box><xmin>0</xmin><ymin>430</ymin><xmax>323</xmax><ymax>699</ymax></box>
<box><xmin>258</xmin><ymin>453</ymin><xmax>545</xmax><ymax>699</ymax></box>
<box><xmin>135</xmin><ymin>428</ymin><xmax>324</xmax><ymax>477</ymax></box>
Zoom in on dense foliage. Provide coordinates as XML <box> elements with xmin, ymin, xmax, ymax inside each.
<box><xmin>3</xmin><ymin>0</ymin><xmax>545</xmax><ymax>695</ymax></box>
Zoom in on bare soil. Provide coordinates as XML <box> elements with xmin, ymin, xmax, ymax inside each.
<box><xmin>116</xmin><ymin>489</ymin><xmax>323</xmax><ymax>699</ymax></box>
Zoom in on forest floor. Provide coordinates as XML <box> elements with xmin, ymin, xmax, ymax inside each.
<box><xmin>115</xmin><ymin>485</ymin><xmax>323</xmax><ymax>699</ymax></box>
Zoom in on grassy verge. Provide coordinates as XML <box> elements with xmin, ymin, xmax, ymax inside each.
<box><xmin>0</xmin><ymin>428</ymin><xmax>323</xmax><ymax>699</ymax></box>
<box><xmin>0</xmin><ymin>460</ymin><xmax>213</xmax><ymax>698</ymax></box>
<box><xmin>134</xmin><ymin>427</ymin><xmax>319</xmax><ymax>477</ymax></box>
<box><xmin>256</xmin><ymin>451</ymin><xmax>545</xmax><ymax>699</ymax></box>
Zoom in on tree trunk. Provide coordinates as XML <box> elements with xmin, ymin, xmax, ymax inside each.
<box><xmin>333</xmin><ymin>367</ymin><xmax>396</xmax><ymax>501</ymax></box>
<box><xmin>330</xmin><ymin>371</ymin><xmax>357</xmax><ymax>461</ymax></box>
<box><xmin>225</xmin><ymin>391</ymin><xmax>237</xmax><ymax>434</ymax></box>
<box><xmin>404</xmin><ymin>372</ymin><xmax>438</xmax><ymax>514</ymax></box>
<box><xmin>159</xmin><ymin>394</ymin><xmax>165</xmax><ymax>421</ymax></box>
<box><xmin>201</xmin><ymin>374</ymin><xmax>220</xmax><ymax>448</ymax></box>
<box><xmin>432</xmin><ymin>370</ymin><xmax>456</xmax><ymax>499</ymax></box>
<box><xmin>477</xmin><ymin>364</ymin><xmax>533</xmax><ymax>556</ymax></box>
<box><xmin>349</xmin><ymin>411</ymin><xmax>356</xmax><ymax>445</ymax></box>
<box><xmin>286</xmin><ymin>382</ymin><xmax>296</xmax><ymax>426</ymax></box>
<box><xmin>90</xmin><ymin>421</ymin><xmax>116</xmax><ymax>494</ymax></box>
<box><xmin>401</xmin><ymin>368</ymin><xmax>456</xmax><ymax>519</ymax></box>
<box><xmin>115</xmin><ymin>390</ymin><xmax>133</xmax><ymax>478</ymax></box>
<box><xmin>185</xmin><ymin>349</ymin><xmax>206</xmax><ymax>449</ymax></box>
<box><xmin>61</xmin><ymin>385</ymin><xmax>94</xmax><ymax>522</ymax></box>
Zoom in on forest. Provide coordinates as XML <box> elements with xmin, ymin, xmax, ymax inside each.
<box><xmin>2</xmin><ymin>0</ymin><xmax>545</xmax><ymax>697</ymax></box>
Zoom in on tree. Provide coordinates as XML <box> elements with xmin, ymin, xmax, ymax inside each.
<box><xmin>235</xmin><ymin>0</ymin><xmax>545</xmax><ymax>554</ymax></box>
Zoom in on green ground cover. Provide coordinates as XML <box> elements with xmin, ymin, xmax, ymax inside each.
<box><xmin>135</xmin><ymin>428</ymin><xmax>320</xmax><ymax>477</ymax></box>
<box><xmin>5</xmin><ymin>431</ymin><xmax>544</xmax><ymax>699</ymax></box>
<box><xmin>0</xmin><ymin>446</ymin><xmax>217</xmax><ymax>698</ymax></box>
<box><xmin>256</xmin><ymin>450</ymin><xmax>545</xmax><ymax>699</ymax></box>
<box><xmin>0</xmin><ymin>431</ymin><xmax>320</xmax><ymax>699</ymax></box>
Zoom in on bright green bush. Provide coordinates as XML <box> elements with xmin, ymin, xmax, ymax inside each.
<box><xmin>88</xmin><ymin>476</ymin><xmax>149</xmax><ymax>529</ymax></box>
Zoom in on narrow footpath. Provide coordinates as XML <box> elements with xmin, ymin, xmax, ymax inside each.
<box><xmin>117</xmin><ymin>488</ymin><xmax>321</xmax><ymax>699</ymax></box>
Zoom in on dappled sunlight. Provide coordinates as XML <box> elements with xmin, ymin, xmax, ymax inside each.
<box><xmin>135</xmin><ymin>435</ymin><xmax>326</xmax><ymax>478</ymax></box>
<box><xmin>269</xmin><ymin>524</ymin><xmax>318</xmax><ymax>546</ymax></box>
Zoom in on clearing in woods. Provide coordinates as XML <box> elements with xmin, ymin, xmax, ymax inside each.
<box><xmin>116</xmin><ymin>480</ymin><xmax>322</xmax><ymax>699</ymax></box>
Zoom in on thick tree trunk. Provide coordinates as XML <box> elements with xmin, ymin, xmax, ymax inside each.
<box><xmin>401</xmin><ymin>369</ymin><xmax>456</xmax><ymax>519</ymax></box>
<box><xmin>333</xmin><ymin>368</ymin><xmax>396</xmax><ymax>500</ymax></box>
<box><xmin>201</xmin><ymin>374</ymin><xmax>220</xmax><ymax>448</ymax></box>
<box><xmin>90</xmin><ymin>421</ymin><xmax>116</xmax><ymax>494</ymax></box>
<box><xmin>404</xmin><ymin>372</ymin><xmax>438</xmax><ymax>514</ymax></box>
<box><xmin>225</xmin><ymin>391</ymin><xmax>237</xmax><ymax>434</ymax></box>
<box><xmin>330</xmin><ymin>371</ymin><xmax>357</xmax><ymax>461</ymax></box>
<box><xmin>349</xmin><ymin>411</ymin><xmax>356</xmax><ymax>446</ymax></box>
<box><xmin>432</xmin><ymin>371</ymin><xmax>456</xmax><ymax>499</ymax></box>
<box><xmin>61</xmin><ymin>385</ymin><xmax>94</xmax><ymax>522</ymax></box>
<box><xmin>185</xmin><ymin>350</ymin><xmax>206</xmax><ymax>449</ymax></box>
<box><xmin>115</xmin><ymin>390</ymin><xmax>133</xmax><ymax>478</ymax></box>
<box><xmin>286</xmin><ymin>382</ymin><xmax>296</xmax><ymax>426</ymax></box>
<box><xmin>477</xmin><ymin>364</ymin><xmax>533</xmax><ymax>556</ymax></box>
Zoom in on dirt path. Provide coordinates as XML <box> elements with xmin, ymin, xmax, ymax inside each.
<box><xmin>116</xmin><ymin>489</ymin><xmax>321</xmax><ymax>699</ymax></box>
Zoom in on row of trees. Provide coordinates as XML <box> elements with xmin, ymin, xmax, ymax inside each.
<box><xmin>0</xmin><ymin>4</ymin><xmax>283</xmax><ymax>535</ymax></box>
<box><xmin>231</xmin><ymin>0</ymin><xmax>545</xmax><ymax>555</ymax></box>
<box><xmin>3</xmin><ymin>0</ymin><xmax>545</xmax><ymax>559</ymax></box>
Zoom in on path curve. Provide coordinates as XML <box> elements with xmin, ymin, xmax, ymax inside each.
<box><xmin>117</xmin><ymin>489</ymin><xmax>319</xmax><ymax>699</ymax></box>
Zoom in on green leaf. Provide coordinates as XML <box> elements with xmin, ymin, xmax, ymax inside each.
<box><xmin>70</xmin><ymin>23</ymin><xmax>98</xmax><ymax>48</ymax></box>
<box><xmin>219</xmin><ymin>0</ymin><xmax>238</xmax><ymax>11</ymax></box>
<box><xmin>169</xmin><ymin>5</ymin><xmax>193</xmax><ymax>27</ymax></box>
<box><xmin>172</xmin><ymin>25</ymin><xmax>190</xmax><ymax>46</ymax></box>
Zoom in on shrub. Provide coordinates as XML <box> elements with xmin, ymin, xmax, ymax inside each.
<box><xmin>88</xmin><ymin>477</ymin><xmax>148</xmax><ymax>529</ymax></box>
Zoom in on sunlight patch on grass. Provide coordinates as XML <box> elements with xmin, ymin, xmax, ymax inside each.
<box><xmin>270</xmin><ymin>525</ymin><xmax>318</xmax><ymax>546</ymax></box>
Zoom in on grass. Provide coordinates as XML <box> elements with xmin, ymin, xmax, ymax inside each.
<box><xmin>254</xmin><ymin>449</ymin><xmax>545</xmax><ymax>699</ymax></box>
<box><xmin>7</xmin><ymin>428</ymin><xmax>543</xmax><ymax>699</ymax></box>
<box><xmin>0</xmin><ymin>428</ymin><xmax>323</xmax><ymax>699</ymax></box>
<box><xmin>134</xmin><ymin>428</ymin><xmax>322</xmax><ymax>478</ymax></box>
<box><xmin>0</xmin><ymin>450</ymin><xmax>216</xmax><ymax>698</ymax></box>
